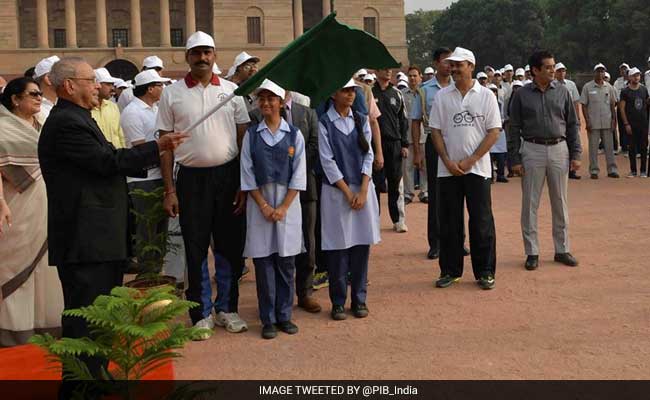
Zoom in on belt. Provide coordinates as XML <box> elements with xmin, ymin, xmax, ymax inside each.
<box><xmin>524</xmin><ymin>137</ymin><xmax>565</xmax><ymax>145</ymax></box>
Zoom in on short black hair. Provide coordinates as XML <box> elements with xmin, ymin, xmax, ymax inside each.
<box><xmin>528</xmin><ymin>50</ymin><xmax>554</xmax><ymax>77</ymax></box>
<box><xmin>134</xmin><ymin>82</ymin><xmax>159</xmax><ymax>98</ymax></box>
<box><xmin>0</xmin><ymin>77</ymin><xmax>39</xmax><ymax>111</ymax></box>
<box><xmin>407</xmin><ymin>65</ymin><xmax>421</xmax><ymax>74</ymax></box>
<box><xmin>433</xmin><ymin>47</ymin><xmax>452</xmax><ymax>62</ymax></box>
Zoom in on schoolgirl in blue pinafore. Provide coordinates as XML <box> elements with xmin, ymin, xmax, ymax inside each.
<box><xmin>240</xmin><ymin>80</ymin><xmax>306</xmax><ymax>339</ymax></box>
<box><xmin>318</xmin><ymin>82</ymin><xmax>381</xmax><ymax>320</ymax></box>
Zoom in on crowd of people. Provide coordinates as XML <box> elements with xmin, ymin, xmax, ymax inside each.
<box><xmin>1</xmin><ymin>29</ymin><xmax>649</xmax><ymax>380</ymax></box>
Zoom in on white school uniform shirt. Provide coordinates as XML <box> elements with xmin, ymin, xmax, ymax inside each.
<box><xmin>120</xmin><ymin>97</ymin><xmax>162</xmax><ymax>182</ymax></box>
<box><xmin>429</xmin><ymin>79</ymin><xmax>503</xmax><ymax>179</ymax></box>
<box><xmin>155</xmin><ymin>74</ymin><xmax>250</xmax><ymax>167</ymax></box>
<box><xmin>240</xmin><ymin>118</ymin><xmax>306</xmax><ymax>258</ymax></box>
<box><xmin>117</xmin><ymin>86</ymin><xmax>135</xmax><ymax>111</ymax></box>
<box><xmin>318</xmin><ymin>106</ymin><xmax>381</xmax><ymax>251</ymax></box>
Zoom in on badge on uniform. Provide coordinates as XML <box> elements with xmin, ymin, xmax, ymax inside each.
<box><xmin>288</xmin><ymin>146</ymin><xmax>295</xmax><ymax>158</ymax></box>
<box><xmin>390</xmin><ymin>97</ymin><xmax>397</xmax><ymax>106</ymax></box>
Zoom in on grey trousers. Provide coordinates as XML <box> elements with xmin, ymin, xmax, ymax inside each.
<box><xmin>402</xmin><ymin>142</ymin><xmax>428</xmax><ymax>200</ymax></box>
<box><xmin>588</xmin><ymin>128</ymin><xmax>618</xmax><ymax>175</ymax></box>
<box><xmin>520</xmin><ymin>141</ymin><xmax>570</xmax><ymax>256</ymax></box>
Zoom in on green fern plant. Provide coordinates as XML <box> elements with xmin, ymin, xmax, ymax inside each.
<box><xmin>30</xmin><ymin>286</ymin><xmax>209</xmax><ymax>385</ymax></box>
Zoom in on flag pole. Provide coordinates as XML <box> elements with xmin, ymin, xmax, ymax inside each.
<box><xmin>184</xmin><ymin>92</ymin><xmax>236</xmax><ymax>133</ymax></box>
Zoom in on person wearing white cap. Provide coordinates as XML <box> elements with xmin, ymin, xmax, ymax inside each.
<box><xmin>91</xmin><ymin>67</ymin><xmax>125</xmax><ymax>148</ymax></box>
<box><xmin>239</xmin><ymin>79</ymin><xmax>306</xmax><ymax>339</ymax></box>
<box><xmin>113</xmin><ymin>78</ymin><xmax>129</xmax><ymax>102</ymax></box>
<box><xmin>476</xmin><ymin>71</ymin><xmax>488</xmax><ymax>86</ymax></box>
<box><xmin>33</xmin><ymin>55</ymin><xmax>60</xmax><ymax>124</ymax></box>
<box><xmin>117</xmin><ymin>55</ymin><xmax>165</xmax><ymax>112</ymax></box>
<box><xmin>515</xmin><ymin>68</ymin><xmax>525</xmax><ymax>81</ymax></box>
<box><xmin>524</xmin><ymin>65</ymin><xmax>532</xmax><ymax>82</ymax></box>
<box><xmin>228</xmin><ymin>51</ymin><xmax>259</xmax><ymax>85</ymax></box>
<box><xmin>509</xmin><ymin>50</ymin><xmax>582</xmax><ymax>271</ymax></box>
<box><xmin>428</xmin><ymin>46</ymin><xmax>500</xmax><ymax>290</ymax></box>
<box><xmin>318</xmin><ymin>78</ymin><xmax>380</xmax><ymax>320</ymax></box>
<box><xmin>613</xmin><ymin>62</ymin><xmax>631</xmax><ymax>153</ymax></box>
<box><xmin>423</xmin><ymin>66</ymin><xmax>435</xmax><ymax>82</ymax></box>
<box><xmin>644</xmin><ymin>56</ymin><xmax>650</xmax><ymax>87</ymax></box>
<box><xmin>618</xmin><ymin>67</ymin><xmax>649</xmax><ymax>177</ymax></box>
<box><xmin>156</xmin><ymin>30</ymin><xmax>251</xmax><ymax>338</ymax></box>
<box><xmin>580</xmin><ymin>63</ymin><xmax>619</xmax><ymax>179</ymax></box>
<box><xmin>401</xmin><ymin>65</ymin><xmax>428</xmax><ymax>204</ymax></box>
<box><xmin>354</xmin><ymin>69</ymin><xmax>368</xmax><ymax>81</ymax></box>
<box><xmin>487</xmin><ymin>83</ymin><xmax>508</xmax><ymax>183</ymax></box>
<box><xmin>363</xmin><ymin>73</ymin><xmax>375</xmax><ymax>85</ymax></box>
<box><xmin>501</xmin><ymin>64</ymin><xmax>514</xmax><ymax>114</ymax></box>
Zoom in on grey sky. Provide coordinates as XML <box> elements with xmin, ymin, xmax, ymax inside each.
<box><xmin>404</xmin><ymin>0</ymin><xmax>456</xmax><ymax>13</ymax></box>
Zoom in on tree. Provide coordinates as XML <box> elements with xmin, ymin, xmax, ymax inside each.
<box><xmin>405</xmin><ymin>10</ymin><xmax>441</xmax><ymax>69</ymax></box>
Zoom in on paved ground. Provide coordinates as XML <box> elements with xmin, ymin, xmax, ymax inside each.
<box><xmin>175</xmin><ymin>148</ymin><xmax>650</xmax><ymax>380</ymax></box>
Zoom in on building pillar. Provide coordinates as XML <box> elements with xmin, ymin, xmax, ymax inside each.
<box><xmin>322</xmin><ymin>0</ymin><xmax>331</xmax><ymax>18</ymax></box>
<box><xmin>160</xmin><ymin>0</ymin><xmax>171</xmax><ymax>47</ymax></box>
<box><xmin>185</xmin><ymin>0</ymin><xmax>196</xmax><ymax>37</ymax></box>
<box><xmin>130</xmin><ymin>0</ymin><xmax>142</xmax><ymax>47</ymax></box>
<box><xmin>36</xmin><ymin>0</ymin><xmax>49</xmax><ymax>48</ymax></box>
<box><xmin>64</xmin><ymin>0</ymin><xmax>77</xmax><ymax>47</ymax></box>
<box><xmin>96</xmin><ymin>0</ymin><xmax>108</xmax><ymax>47</ymax></box>
<box><xmin>293</xmin><ymin>0</ymin><xmax>303</xmax><ymax>38</ymax></box>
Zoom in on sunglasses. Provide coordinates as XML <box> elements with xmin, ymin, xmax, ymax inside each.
<box><xmin>25</xmin><ymin>91</ymin><xmax>43</xmax><ymax>98</ymax></box>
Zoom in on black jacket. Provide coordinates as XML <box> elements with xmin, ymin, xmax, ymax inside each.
<box><xmin>38</xmin><ymin>99</ymin><xmax>160</xmax><ymax>266</ymax></box>
<box><xmin>372</xmin><ymin>82</ymin><xmax>409</xmax><ymax>148</ymax></box>
<box><xmin>248</xmin><ymin>101</ymin><xmax>319</xmax><ymax>202</ymax></box>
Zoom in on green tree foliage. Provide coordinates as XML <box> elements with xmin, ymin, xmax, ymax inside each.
<box><xmin>406</xmin><ymin>10</ymin><xmax>441</xmax><ymax>69</ymax></box>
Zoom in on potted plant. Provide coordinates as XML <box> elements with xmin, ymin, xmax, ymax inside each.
<box><xmin>29</xmin><ymin>286</ymin><xmax>209</xmax><ymax>399</ymax></box>
<box><xmin>126</xmin><ymin>186</ymin><xmax>178</xmax><ymax>291</ymax></box>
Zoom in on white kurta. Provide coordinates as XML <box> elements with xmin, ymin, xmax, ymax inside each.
<box><xmin>318</xmin><ymin>106</ymin><xmax>381</xmax><ymax>251</ymax></box>
<box><xmin>240</xmin><ymin>118</ymin><xmax>306</xmax><ymax>258</ymax></box>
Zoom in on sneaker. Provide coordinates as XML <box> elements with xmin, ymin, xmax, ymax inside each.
<box><xmin>393</xmin><ymin>221</ymin><xmax>408</xmax><ymax>233</ymax></box>
<box><xmin>215</xmin><ymin>311</ymin><xmax>248</xmax><ymax>333</ymax></box>
<box><xmin>192</xmin><ymin>315</ymin><xmax>215</xmax><ymax>341</ymax></box>
<box><xmin>477</xmin><ymin>275</ymin><xmax>495</xmax><ymax>290</ymax></box>
<box><xmin>352</xmin><ymin>303</ymin><xmax>369</xmax><ymax>318</ymax></box>
<box><xmin>641</xmin><ymin>173</ymin><xmax>648</xmax><ymax>178</ymax></box>
<box><xmin>435</xmin><ymin>275</ymin><xmax>461</xmax><ymax>288</ymax></box>
<box><xmin>607</xmin><ymin>172</ymin><xmax>620</xmax><ymax>178</ymax></box>
<box><xmin>627</xmin><ymin>172</ymin><xmax>637</xmax><ymax>178</ymax></box>
<box><xmin>419</xmin><ymin>195</ymin><xmax>429</xmax><ymax>203</ymax></box>
<box><xmin>275</xmin><ymin>320</ymin><xmax>299</xmax><ymax>335</ymax></box>
<box><xmin>261</xmin><ymin>324</ymin><xmax>277</xmax><ymax>339</ymax></box>
<box><xmin>312</xmin><ymin>271</ymin><xmax>329</xmax><ymax>290</ymax></box>
<box><xmin>331</xmin><ymin>305</ymin><xmax>347</xmax><ymax>320</ymax></box>
<box><xmin>404</xmin><ymin>197</ymin><xmax>413</xmax><ymax>205</ymax></box>
<box><xmin>590</xmin><ymin>174</ymin><xmax>598</xmax><ymax>179</ymax></box>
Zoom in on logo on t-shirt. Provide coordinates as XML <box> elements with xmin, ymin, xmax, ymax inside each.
<box><xmin>634</xmin><ymin>97</ymin><xmax>644</xmax><ymax>111</ymax></box>
<box><xmin>452</xmin><ymin>110</ymin><xmax>485</xmax><ymax>127</ymax></box>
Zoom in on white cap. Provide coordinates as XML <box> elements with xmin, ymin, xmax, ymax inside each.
<box><xmin>134</xmin><ymin>69</ymin><xmax>171</xmax><ymax>87</ymax></box>
<box><xmin>232</xmin><ymin>51</ymin><xmax>260</xmax><ymax>71</ymax></box>
<box><xmin>253</xmin><ymin>79</ymin><xmax>286</xmax><ymax>98</ymax></box>
<box><xmin>355</xmin><ymin>68</ymin><xmax>368</xmax><ymax>78</ymax></box>
<box><xmin>503</xmin><ymin>64</ymin><xmax>514</xmax><ymax>72</ymax></box>
<box><xmin>494</xmin><ymin>69</ymin><xmax>502</xmax><ymax>76</ymax></box>
<box><xmin>512</xmin><ymin>80</ymin><xmax>524</xmax><ymax>87</ymax></box>
<box><xmin>142</xmin><ymin>55</ymin><xmax>164</xmax><ymax>70</ymax></box>
<box><xmin>604</xmin><ymin>72</ymin><xmax>611</xmax><ymax>79</ymax></box>
<box><xmin>396</xmin><ymin>71</ymin><xmax>407</xmax><ymax>77</ymax></box>
<box><xmin>397</xmin><ymin>80</ymin><xmax>408</xmax><ymax>88</ymax></box>
<box><xmin>627</xmin><ymin>67</ymin><xmax>641</xmax><ymax>76</ymax></box>
<box><xmin>524</xmin><ymin>65</ymin><xmax>530</xmax><ymax>72</ymax></box>
<box><xmin>619</xmin><ymin>62</ymin><xmax>630</xmax><ymax>69</ymax></box>
<box><xmin>484</xmin><ymin>66</ymin><xmax>495</xmax><ymax>73</ymax></box>
<box><xmin>34</xmin><ymin>55</ymin><xmax>60</xmax><ymax>79</ymax></box>
<box><xmin>487</xmin><ymin>83</ymin><xmax>498</xmax><ymax>90</ymax></box>
<box><xmin>364</xmin><ymin>73</ymin><xmax>375</xmax><ymax>82</ymax></box>
<box><xmin>593</xmin><ymin>63</ymin><xmax>607</xmax><ymax>71</ymax></box>
<box><xmin>424</xmin><ymin>66</ymin><xmax>435</xmax><ymax>74</ymax></box>
<box><xmin>94</xmin><ymin>67</ymin><xmax>119</xmax><ymax>84</ymax></box>
<box><xmin>554</xmin><ymin>62</ymin><xmax>566</xmax><ymax>71</ymax></box>
<box><xmin>515</xmin><ymin>68</ymin><xmax>525</xmax><ymax>77</ymax></box>
<box><xmin>342</xmin><ymin>78</ymin><xmax>360</xmax><ymax>89</ymax></box>
<box><xmin>212</xmin><ymin>63</ymin><xmax>222</xmax><ymax>75</ymax></box>
<box><xmin>114</xmin><ymin>79</ymin><xmax>129</xmax><ymax>89</ymax></box>
<box><xmin>186</xmin><ymin>31</ymin><xmax>215</xmax><ymax>50</ymax></box>
<box><xmin>446</xmin><ymin>47</ymin><xmax>476</xmax><ymax>65</ymax></box>
<box><xmin>477</xmin><ymin>72</ymin><xmax>488</xmax><ymax>79</ymax></box>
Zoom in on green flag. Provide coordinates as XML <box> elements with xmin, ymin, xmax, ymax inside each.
<box><xmin>234</xmin><ymin>12</ymin><xmax>401</xmax><ymax>106</ymax></box>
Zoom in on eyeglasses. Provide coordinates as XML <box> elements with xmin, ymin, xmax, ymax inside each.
<box><xmin>25</xmin><ymin>91</ymin><xmax>43</xmax><ymax>98</ymax></box>
<box><xmin>68</xmin><ymin>77</ymin><xmax>98</xmax><ymax>84</ymax></box>
<box><xmin>241</xmin><ymin>63</ymin><xmax>257</xmax><ymax>71</ymax></box>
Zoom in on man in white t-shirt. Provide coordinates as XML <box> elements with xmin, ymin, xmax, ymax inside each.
<box><xmin>33</xmin><ymin>55</ymin><xmax>59</xmax><ymax>124</ymax></box>
<box><xmin>429</xmin><ymin>47</ymin><xmax>501</xmax><ymax>290</ymax></box>
<box><xmin>156</xmin><ymin>31</ymin><xmax>251</xmax><ymax>339</ymax></box>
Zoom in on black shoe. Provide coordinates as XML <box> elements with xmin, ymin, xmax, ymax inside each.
<box><xmin>435</xmin><ymin>275</ymin><xmax>461</xmax><ymax>288</ymax></box>
<box><xmin>554</xmin><ymin>252</ymin><xmax>578</xmax><ymax>267</ymax></box>
<box><xmin>463</xmin><ymin>246</ymin><xmax>470</xmax><ymax>256</ymax></box>
<box><xmin>496</xmin><ymin>176</ymin><xmax>509</xmax><ymax>183</ymax></box>
<box><xmin>404</xmin><ymin>197</ymin><xmax>413</xmax><ymax>205</ymax></box>
<box><xmin>477</xmin><ymin>274</ymin><xmax>495</xmax><ymax>290</ymax></box>
<box><xmin>590</xmin><ymin>174</ymin><xmax>598</xmax><ymax>179</ymax></box>
<box><xmin>419</xmin><ymin>196</ymin><xmax>428</xmax><ymax>203</ymax></box>
<box><xmin>275</xmin><ymin>320</ymin><xmax>299</xmax><ymax>334</ymax></box>
<box><xmin>261</xmin><ymin>324</ymin><xmax>277</xmax><ymax>339</ymax></box>
<box><xmin>331</xmin><ymin>305</ymin><xmax>346</xmax><ymax>320</ymax></box>
<box><xmin>352</xmin><ymin>303</ymin><xmax>369</xmax><ymax>318</ymax></box>
<box><xmin>569</xmin><ymin>171</ymin><xmax>581</xmax><ymax>180</ymax></box>
<box><xmin>525</xmin><ymin>255</ymin><xmax>539</xmax><ymax>270</ymax></box>
<box><xmin>507</xmin><ymin>172</ymin><xmax>514</xmax><ymax>178</ymax></box>
<box><xmin>427</xmin><ymin>249</ymin><xmax>439</xmax><ymax>259</ymax></box>
<box><xmin>607</xmin><ymin>172</ymin><xmax>620</xmax><ymax>178</ymax></box>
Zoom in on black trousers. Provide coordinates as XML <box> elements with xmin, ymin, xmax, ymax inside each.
<box><xmin>628</xmin><ymin>126</ymin><xmax>649</xmax><ymax>174</ymax></box>
<box><xmin>57</xmin><ymin>262</ymin><xmax>124</xmax><ymax>377</ymax></box>
<box><xmin>490</xmin><ymin>153</ymin><xmax>507</xmax><ymax>179</ymax></box>
<box><xmin>438</xmin><ymin>174</ymin><xmax>496</xmax><ymax>280</ymax></box>
<box><xmin>373</xmin><ymin>139</ymin><xmax>404</xmax><ymax>223</ymax></box>
<box><xmin>176</xmin><ymin>160</ymin><xmax>244</xmax><ymax>324</ymax></box>
<box><xmin>617</xmin><ymin>108</ymin><xmax>628</xmax><ymax>150</ymax></box>
<box><xmin>425</xmin><ymin>133</ymin><xmax>440</xmax><ymax>252</ymax></box>
<box><xmin>295</xmin><ymin>200</ymin><xmax>316</xmax><ymax>299</ymax></box>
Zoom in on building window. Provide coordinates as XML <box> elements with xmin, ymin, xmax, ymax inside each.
<box><xmin>247</xmin><ymin>17</ymin><xmax>261</xmax><ymax>44</ymax></box>
<box><xmin>364</xmin><ymin>17</ymin><xmax>377</xmax><ymax>37</ymax></box>
<box><xmin>171</xmin><ymin>29</ymin><xmax>184</xmax><ymax>47</ymax></box>
<box><xmin>53</xmin><ymin>29</ymin><xmax>66</xmax><ymax>48</ymax></box>
<box><xmin>112</xmin><ymin>29</ymin><xmax>129</xmax><ymax>47</ymax></box>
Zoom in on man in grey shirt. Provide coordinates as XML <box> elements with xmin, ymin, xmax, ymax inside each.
<box><xmin>508</xmin><ymin>50</ymin><xmax>582</xmax><ymax>271</ymax></box>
